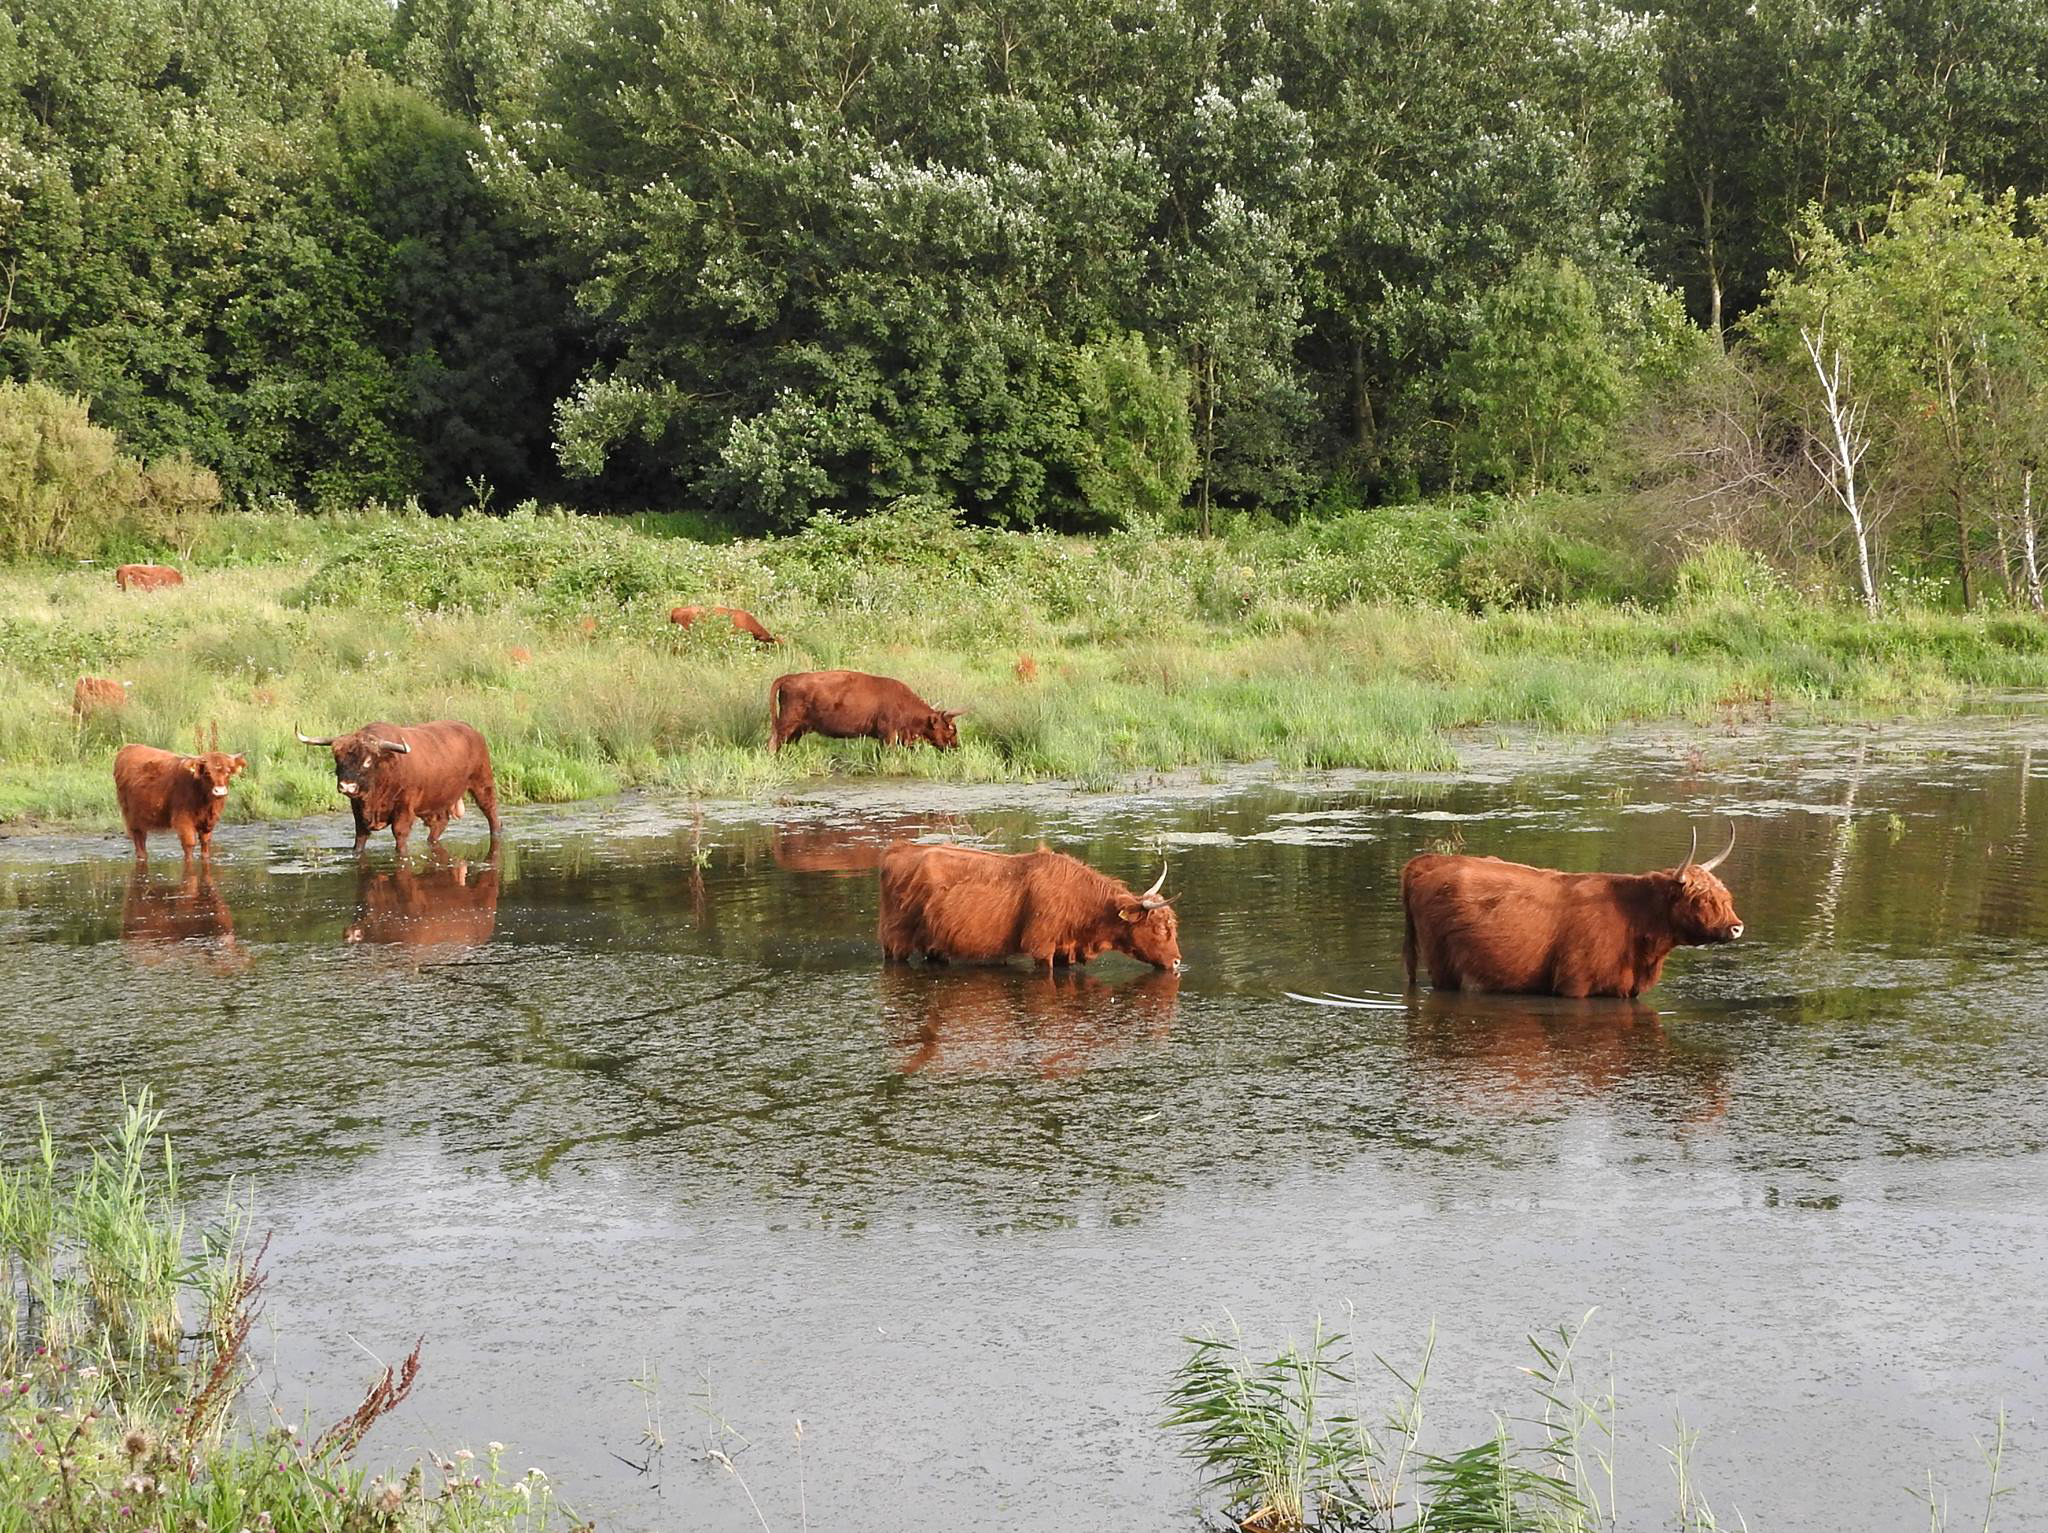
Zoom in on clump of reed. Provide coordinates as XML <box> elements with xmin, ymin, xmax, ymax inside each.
<box><xmin>0</xmin><ymin>1093</ymin><xmax>586</xmax><ymax>1533</ymax></box>
<box><xmin>1166</xmin><ymin>1316</ymin><xmax>2009</xmax><ymax>1533</ymax></box>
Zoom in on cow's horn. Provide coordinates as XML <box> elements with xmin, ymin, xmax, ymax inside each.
<box><xmin>1139</xmin><ymin>862</ymin><xmax>1168</xmax><ymax>900</ymax></box>
<box><xmin>295</xmin><ymin>725</ymin><xmax>334</xmax><ymax>746</ymax></box>
<box><xmin>1679</xmin><ymin>825</ymin><xmax>1698</xmax><ymax>870</ymax></box>
<box><xmin>1698</xmin><ymin>820</ymin><xmax>1736</xmax><ymax>873</ymax></box>
<box><xmin>371</xmin><ymin>736</ymin><xmax>412</xmax><ymax>754</ymax></box>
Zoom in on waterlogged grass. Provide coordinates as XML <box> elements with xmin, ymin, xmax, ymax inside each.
<box><xmin>2</xmin><ymin>507</ymin><xmax>2045</xmax><ymax>827</ymax></box>
<box><xmin>0</xmin><ymin>1094</ymin><xmax>584</xmax><ymax>1533</ymax></box>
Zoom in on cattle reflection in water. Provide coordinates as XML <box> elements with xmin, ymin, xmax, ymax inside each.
<box><xmin>344</xmin><ymin>859</ymin><xmax>499</xmax><ymax>956</ymax></box>
<box><xmin>883</xmin><ymin>965</ymin><xmax>1178</xmax><ymax>1079</ymax></box>
<box><xmin>1407</xmin><ymin>991</ymin><xmax>1730</xmax><ymax>1124</ymax></box>
<box><xmin>771</xmin><ymin>816</ymin><xmax>970</xmax><ymax>877</ymax></box>
<box><xmin>121</xmin><ymin>868</ymin><xmax>244</xmax><ymax>970</ymax></box>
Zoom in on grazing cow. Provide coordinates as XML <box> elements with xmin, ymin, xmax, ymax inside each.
<box><xmin>112</xmin><ymin>742</ymin><xmax>247</xmax><ymax>862</ymax></box>
<box><xmin>878</xmin><ymin>842</ymin><xmax>1181</xmax><ymax>970</ymax></box>
<box><xmin>769</xmin><ymin>670</ymin><xmax>963</xmax><ymax>753</ymax></box>
<box><xmin>884</xmin><ymin>964</ymin><xmax>1179</xmax><ymax>1078</ymax></box>
<box><xmin>344</xmin><ymin>860</ymin><xmax>499</xmax><ymax>953</ymax></box>
<box><xmin>115</xmin><ymin>564</ymin><xmax>183</xmax><ymax>591</ymax></box>
<box><xmin>296</xmin><ymin>719</ymin><xmax>502</xmax><ymax>857</ymax></box>
<box><xmin>73</xmin><ymin>677</ymin><xmax>132</xmax><ymax>715</ymax></box>
<box><xmin>671</xmin><ymin>604</ymin><xmax>781</xmax><ymax>645</ymax></box>
<box><xmin>1401</xmin><ymin>826</ymin><xmax>1744</xmax><ymax>999</ymax></box>
<box><xmin>121</xmin><ymin>867</ymin><xmax>243</xmax><ymax>969</ymax></box>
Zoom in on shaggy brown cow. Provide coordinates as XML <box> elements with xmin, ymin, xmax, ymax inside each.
<box><xmin>112</xmin><ymin>743</ymin><xmax>247</xmax><ymax>862</ymax></box>
<box><xmin>671</xmin><ymin>604</ymin><xmax>781</xmax><ymax>644</ymax></box>
<box><xmin>344</xmin><ymin>860</ymin><xmax>500</xmax><ymax>953</ymax></box>
<box><xmin>878</xmin><ymin>842</ymin><xmax>1181</xmax><ymax>970</ymax></box>
<box><xmin>1401</xmin><ymin>826</ymin><xmax>1744</xmax><ymax>999</ymax></box>
<box><xmin>769</xmin><ymin>670</ymin><xmax>962</xmax><ymax>752</ymax></box>
<box><xmin>884</xmin><ymin>964</ymin><xmax>1179</xmax><ymax>1078</ymax></box>
<box><xmin>73</xmin><ymin>676</ymin><xmax>132</xmax><ymax>715</ymax></box>
<box><xmin>296</xmin><ymin>719</ymin><xmax>502</xmax><ymax>857</ymax></box>
<box><xmin>115</xmin><ymin>564</ymin><xmax>183</xmax><ymax>591</ymax></box>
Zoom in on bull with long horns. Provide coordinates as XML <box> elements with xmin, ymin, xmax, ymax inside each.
<box><xmin>297</xmin><ymin>719</ymin><xmax>502</xmax><ymax>858</ymax></box>
<box><xmin>1400</xmin><ymin>824</ymin><xmax>1743</xmax><ymax>998</ymax></box>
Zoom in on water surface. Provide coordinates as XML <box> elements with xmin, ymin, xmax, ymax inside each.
<box><xmin>3</xmin><ymin>716</ymin><xmax>2045</xmax><ymax>1529</ymax></box>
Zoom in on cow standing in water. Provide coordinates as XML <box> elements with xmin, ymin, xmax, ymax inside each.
<box><xmin>112</xmin><ymin>741</ymin><xmax>247</xmax><ymax>863</ymax></box>
<box><xmin>879</xmin><ymin>842</ymin><xmax>1181</xmax><ymax>971</ymax></box>
<box><xmin>670</xmin><ymin>605</ymin><xmax>781</xmax><ymax>644</ymax></box>
<box><xmin>297</xmin><ymin>720</ymin><xmax>502</xmax><ymax>858</ymax></box>
<box><xmin>769</xmin><ymin>671</ymin><xmax>962</xmax><ymax>753</ymax></box>
<box><xmin>1401</xmin><ymin>826</ymin><xmax>1743</xmax><ymax>999</ymax></box>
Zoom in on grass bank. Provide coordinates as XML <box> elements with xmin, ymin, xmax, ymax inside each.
<box><xmin>0</xmin><ymin>1093</ymin><xmax>582</xmax><ymax>1533</ymax></box>
<box><xmin>4</xmin><ymin>503</ymin><xmax>2046</xmax><ymax>828</ymax></box>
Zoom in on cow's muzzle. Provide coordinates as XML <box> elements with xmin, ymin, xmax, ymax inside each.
<box><xmin>339</xmin><ymin>781</ymin><xmax>360</xmax><ymax>796</ymax></box>
<box><xmin>1727</xmin><ymin>923</ymin><xmax>1744</xmax><ymax>940</ymax></box>
<box><xmin>211</xmin><ymin>785</ymin><xmax>229</xmax><ymax>797</ymax></box>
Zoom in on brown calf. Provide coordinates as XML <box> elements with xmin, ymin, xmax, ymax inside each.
<box><xmin>73</xmin><ymin>677</ymin><xmax>132</xmax><ymax>715</ymax></box>
<box><xmin>1400</xmin><ymin>826</ymin><xmax>1744</xmax><ymax>999</ymax></box>
<box><xmin>113</xmin><ymin>743</ymin><xmax>247</xmax><ymax>862</ymax></box>
<box><xmin>769</xmin><ymin>670</ymin><xmax>962</xmax><ymax>752</ymax></box>
<box><xmin>878</xmin><ymin>841</ymin><xmax>1180</xmax><ymax>970</ymax></box>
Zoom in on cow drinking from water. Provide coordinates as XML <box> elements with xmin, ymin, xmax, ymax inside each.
<box><xmin>878</xmin><ymin>842</ymin><xmax>1181</xmax><ymax>971</ymax></box>
<box><xmin>769</xmin><ymin>670</ymin><xmax>962</xmax><ymax>753</ymax></box>
<box><xmin>297</xmin><ymin>720</ymin><xmax>502</xmax><ymax>857</ymax></box>
<box><xmin>113</xmin><ymin>741</ymin><xmax>247</xmax><ymax>863</ymax></box>
<box><xmin>1401</xmin><ymin>826</ymin><xmax>1744</xmax><ymax>999</ymax></box>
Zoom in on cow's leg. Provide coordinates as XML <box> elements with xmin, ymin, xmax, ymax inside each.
<box><xmin>350</xmin><ymin>800</ymin><xmax>371</xmax><ymax>855</ymax></box>
<box><xmin>1401</xmin><ymin>904</ymin><xmax>1418</xmax><ymax>990</ymax></box>
<box><xmin>425</xmin><ymin>811</ymin><xmax>450</xmax><ymax>847</ymax></box>
<box><xmin>198</xmin><ymin>826</ymin><xmax>214</xmax><ymax>860</ymax></box>
<box><xmin>470</xmin><ymin>778</ymin><xmax>503</xmax><ymax>855</ymax></box>
<box><xmin>129</xmin><ymin>826</ymin><xmax>148</xmax><ymax>863</ymax></box>
<box><xmin>176</xmin><ymin>820</ymin><xmax>198</xmax><ymax>862</ymax></box>
<box><xmin>391</xmin><ymin>806</ymin><xmax>416</xmax><ymax>859</ymax></box>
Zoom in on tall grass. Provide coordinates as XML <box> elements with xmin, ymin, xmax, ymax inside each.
<box><xmin>3</xmin><ymin>503</ymin><xmax>2045</xmax><ymax>827</ymax></box>
<box><xmin>0</xmin><ymin>1094</ymin><xmax>584</xmax><ymax>1533</ymax></box>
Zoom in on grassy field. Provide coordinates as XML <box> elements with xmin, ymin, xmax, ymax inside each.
<box><xmin>4</xmin><ymin>503</ymin><xmax>2047</xmax><ymax>829</ymax></box>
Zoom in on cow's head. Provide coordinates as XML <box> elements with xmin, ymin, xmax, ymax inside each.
<box><xmin>184</xmin><ymin>751</ymin><xmax>246</xmax><ymax>800</ymax></box>
<box><xmin>297</xmin><ymin>724</ymin><xmax>410</xmax><ymax>800</ymax></box>
<box><xmin>1116</xmin><ymin>864</ymin><xmax>1183</xmax><ymax>969</ymax></box>
<box><xmin>920</xmin><ymin>707</ymin><xmax>966</xmax><ymax>750</ymax></box>
<box><xmin>1666</xmin><ymin>824</ymin><xmax>1744</xmax><ymax>945</ymax></box>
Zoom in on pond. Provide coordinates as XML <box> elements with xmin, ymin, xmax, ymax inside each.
<box><xmin>3</xmin><ymin>715</ymin><xmax>2045</xmax><ymax>1530</ymax></box>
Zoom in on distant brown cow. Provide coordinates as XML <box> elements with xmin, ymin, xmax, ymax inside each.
<box><xmin>671</xmin><ymin>604</ymin><xmax>781</xmax><ymax>644</ymax></box>
<box><xmin>879</xmin><ymin>842</ymin><xmax>1181</xmax><ymax>970</ymax></box>
<box><xmin>769</xmin><ymin>670</ymin><xmax>962</xmax><ymax>753</ymax></box>
<box><xmin>884</xmin><ymin>965</ymin><xmax>1179</xmax><ymax>1078</ymax></box>
<box><xmin>73</xmin><ymin>677</ymin><xmax>132</xmax><ymax>715</ymax></box>
<box><xmin>1401</xmin><ymin>826</ymin><xmax>1744</xmax><ymax>999</ymax></box>
<box><xmin>112</xmin><ymin>743</ymin><xmax>247</xmax><ymax>862</ymax></box>
<box><xmin>115</xmin><ymin>564</ymin><xmax>183</xmax><ymax>591</ymax></box>
<box><xmin>296</xmin><ymin>719</ymin><xmax>502</xmax><ymax>857</ymax></box>
<box><xmin>344</xmin><ymin>860</ymin><xmax>500</xmax><ymax>953</ymax></box>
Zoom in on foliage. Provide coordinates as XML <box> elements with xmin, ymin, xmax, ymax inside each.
<box><xmin>1071</xmin><ymin>333</ymin><xmax>1200</xmax><ymax>530</ymax></box>
<box><xmin>0</xmin><ymin>381</ymin><xmax>219</xmax><ymax>562</ymax></box>
<box><xmin>0</xmin><ymin>1093</ymin><xmax>586</xmax><ymax>1533</ymax></box>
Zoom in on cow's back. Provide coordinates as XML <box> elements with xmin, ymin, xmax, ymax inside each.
<box><xmin>113</xmin><ymin>745</ymin><xmax>179</xmax><ymax>824</ymax></box>
<box><xmin>1402</xmin><ymin>853</ymin><xmax>1576</xmax><ymax>994</ymax></box>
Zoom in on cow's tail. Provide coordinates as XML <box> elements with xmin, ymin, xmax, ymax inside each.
<box><xmin>768</xmin><ymin>675</ymin><xmax>784</xmax><ymax>736</ymax></box>
<box><xmin>1400</xmin><ymin>865</ymin><xmax>1419</xmax><ymax>990</ymax></box>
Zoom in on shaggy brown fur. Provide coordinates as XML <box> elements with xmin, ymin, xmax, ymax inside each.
<box><xmin>769</xmin><ymin>670</ymin><xmax>962</xmax><ymax>752</ymax></box>
<box><xmin>115</xmin><ymin>564</ymin><xmax>183</xmax><ymax>591</ymax></box>
<box><xmin>113</xmin><ymin>744</ymin><xmax>246</xmax><ymax>862</ymax></box>
<box><xmin>1401</xmin><ymin>852</ymin><xmax>1744</xmax><ymax>999</ymax></box>
<box><xmin>878</xmin><ymin>842</ymin><xmax>1180</xmax><ymax>970</ymax></box>
<box><xmin>73</xmin><ymin>676</ymin><xmax>131</xmax><ymax>715</ymax></box>
<box><xmin>670</xmin><ymin>604</ymin><xmax>781</xmax><ymax>644</ymax></box>
<box><xmin>301</xmin><ymin>719</ymin><xmax>502</xmax><ymax>858</ymax></box>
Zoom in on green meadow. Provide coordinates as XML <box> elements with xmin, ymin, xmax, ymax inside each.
<box><xmin>4</xmin><ymin>502</ymin><xmax>2046</xmax><ymax>830</ymax></box>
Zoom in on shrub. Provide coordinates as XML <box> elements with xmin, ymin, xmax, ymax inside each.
<box><xmin>1673</xmin><ymin>540</ymin><xmax>1794</xmax><ymax>608</ymax></box>
<box><xmin>0</xmin><ymin>381</ymin><xmax>221</xmax><ymax>562</ymax></box>
<box><xmin>1071</xmin><ymin>332</ymin><xmax>1199</xmax><ymax>530</ymax></box>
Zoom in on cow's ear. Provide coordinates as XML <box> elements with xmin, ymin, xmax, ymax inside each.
<box><xmin>230</xmin><ymin>754</ymin><xmax>247</xmax><ymax>772</ymax></box>
<box><xmin>1118</xmin><ymin>903</ymin><xmax>1146</xmax><ymax>923</ymax></box>
<box><xmin>182</xmin><ymin>757</ymin><xmax>204</xmax><ymax>777</ymax></box>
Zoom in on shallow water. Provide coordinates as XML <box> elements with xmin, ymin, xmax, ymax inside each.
<box><xmin>4</xmin><ymin>715</ymin><xmax>2047</xmax><ymax>1529</ymax></box>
